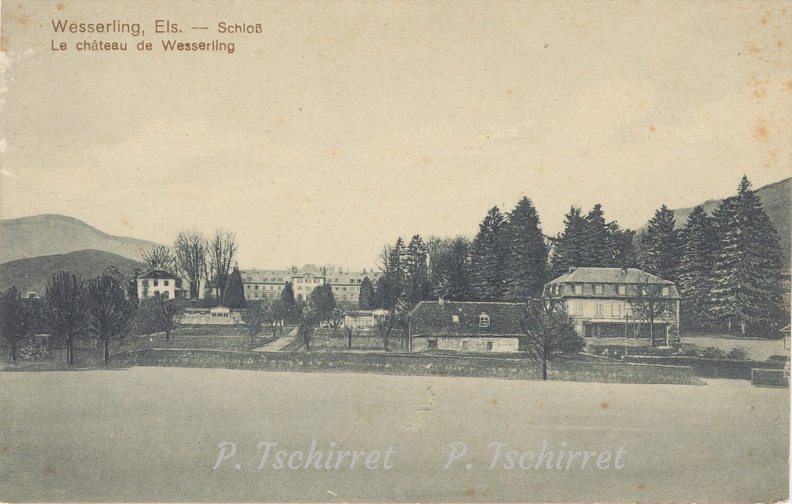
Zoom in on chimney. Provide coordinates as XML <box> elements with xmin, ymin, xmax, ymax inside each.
<box><xmin>438</xmin><ymin>296</ymin><xmax>444</xmax><ymax>305</ymax></box>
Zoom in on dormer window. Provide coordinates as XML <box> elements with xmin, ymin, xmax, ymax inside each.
<box><xmin>479</xmin><ymin>313</ymin><xmax>490</xmax><ymax>328</ymax></box>
<box><xmin>662</xmin><ymin>286</ymin><xmax>670</xmax><ymax>296</ymax></box>
<box><xmin>593</xmin><ymin>284</ymin><xmax>604</xmax><ymax>295</ymax></box>
<box><xmin>452</xmin><ymin>315</ymin><xmax>459</xmax><ymax>323</ymax></box>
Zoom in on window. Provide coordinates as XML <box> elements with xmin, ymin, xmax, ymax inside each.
<box><xmin>479</xmin><ymin>314</ymin><xmax>490</xmax><ymax>328</ymax></box>
<box><xmin>428</xmin><ymin>339</ymin><xmax>437</xmax><ymax>350</ymax></box>
<box><xmin>662</xmin><ymin>286</ymin><xmax>670</xmax><ymax>296</ymax></box>
<box><xmin>164</xmin><ymin>280</ymin><xmax>169</xmax><ymax>287</ymax></box>
<box><xmin>452</xmin><ymin>315</ymin><xmax>459</xmax><ymax>323</ymax></box>
<box><xmin>255</xmin><ymin>285</ymin><xmax>259</xmax><ymax>290</ymax></box>
<box><xmin>573</xmin><ymin>284</ymin><xmax>582</xmax><ymax>295</ymax></box>
<box><xmin>246</xmin><ymin>285</ymin><xmax>251</xmax><ymax>290</ymax></box>
<box><xmin>461</xmin><ymin>341</ymin><xmax>469</xmax><ymax>350</ymax></box>
<box><xmin>611</xmin><ymin>302</ymin><xmax>621</xmax><ymax>317</ymax></box>
<box><xmin>593</xmin><ymin>284</ymin><xmax>604</xmax><ymax>295</ymax></box>
<box><xmin>573</xmin><ymin>302</ymin><xmax>582</xmax><ymax>315</ymax></box>
<box><xmin>595</xmin><ymin>302</ymin><xmax>603</xmax><ymax>316</ymax></box>
<box><xmin>617</xmin><ymin>285</ymin><xmax>627</xmax><ymax>296</ymax></box>
<box><xmin>255</xmin><ymin>293</ymin><xmax>259</xmax><ymax>299</ymax></box>
<box><xmin>153</xmin><ymin>280</ymin><xmax>159</xmax><ymax>287</ymax></box>
<box><xmin>486</xmin><ymin>341</ymin><xmax>493</xmax><ymax>351</ymax></box>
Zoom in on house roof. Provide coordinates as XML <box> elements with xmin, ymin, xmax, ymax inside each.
<box><xmin>139</xmin><ymin>269</ymin><xmax>178</xmax><ymax>280</ymax></box>
<box><xmin>409</xmin><ymin>301</ymin><xmax>525</xmax><ymax>338</ymax></box>
<box><xmin>546</xmin><ymin>267</ymin><xmax>675</xmax><ymax>285</ymax></box>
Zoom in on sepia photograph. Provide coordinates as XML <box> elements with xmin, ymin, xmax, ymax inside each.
<box><xmin>0</xmin><ymin>1</ymin><xmax>790</xmax><ymax>502</ymax></box>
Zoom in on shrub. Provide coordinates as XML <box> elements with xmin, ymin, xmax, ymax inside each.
<box><xmin>17</xmin><ymin>338</ymin><xmax>50</xmax><ymax>361</ymax></box>
<box><xmin>700</xmin><ymin>347</ymin><xmax>727</xmax><ymax>359</ymax></box>
<box><xmin>727</xmin><ymin>347</ymin><xmax>751</xmax><ymax>360</ymax></box>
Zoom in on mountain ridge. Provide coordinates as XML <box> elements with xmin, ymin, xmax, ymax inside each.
<box><xmin>1</xmin><ymin>214</ymin><xmax>162</xmax><ymax>264</ymax></box>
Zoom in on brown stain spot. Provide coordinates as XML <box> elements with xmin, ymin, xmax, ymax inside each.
<box><xmin>636</xmin><ymin>483</ymin><xmax>645</xmax><ymax>491</ymax></box>
<box><xmin>17</xmin><ymin>14</ymin><xmax>30</xmax><ymax>26</ymax></box>
<box><xmin>777</xmin><ymin>40</ymin><xmax>784</xmax><ymax>49</ymax></box>
<box><xmin>463</xmin><ymin>488</ymin><xmax>476</xmax><ymax>497</ymax></box>
<box><xmin>600</xmin><ymin>401</ymin><xmax>609</xmax><ymax>409</ymax></box>
<box><xmin>754</xmin><ymin>87</ymin><xmax>768</xmax><ymax>100</ymax></box>
<box><xmin>761</xmin><ymin>17</ymin><xmax>768</xmax><ymax>25</ymax></box>
<box><xmin>122</xmin><ymin>219</ymin><xmax>130</xmax><ymax>227</ymax></box>
<box><xmin>56</xmin><ymin>2</ymin><xmax>65</xmax><ymax>10</ymax></box>
<box><xmin>784</xmin><ymin>80</ymin><xmax>792</xmax><ymax>91</ymax></box>
<box><xmin>537</xmin><ymin>402</ymin><xmax>544</xmax><ymax>409</ymax></box>
<box><xmin>746</xmin><ymin>42</ymin><xmax>763</xmax><ymax>54</ymax></box>
<box><xmin>0</xmin><ymin>444</ymin><xmax>10</xmax><ymax>454</ymax></box>
<box><xmin>276</xmin><ymin>116</ymin><xmax>286</xmax><ymax>126</ymax></box>
<box><xmin>491</xmin><ymin>398</ymin><xmax>498</xmax><ymax>405</ymax></box>
<box><xmin>45</xmin><ymin>466</ymin><xmax>56</xmax><ymax>476</ymax></box>
<box><xmin>648</xmin><ymin>126</ymin><xmax>656</xmax><ymax>132</ymax></box>
<box><xmin>326</xmin><ymin>148</ymin><xmax>342</xmax><ymax>159</ymax></box>
<box><xmin>748</xmin><ymin>450</ymin><xmax>755</xmax><ymax>458</ymax></box>
<box><xmin>505</xmin><ymin>88</ymin><xmax>513</xmax><ymax>95</ymax></box>
<box><xmin>753</xmin><ymin>121</ymin><xmax>771</xmax><ymax>141</ymax></box>
<box><xmin>420</xmin><ymin>154</ymin><xmax>431</xmax><ymax>164</ymax></box>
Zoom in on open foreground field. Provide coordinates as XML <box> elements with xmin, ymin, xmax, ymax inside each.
<box><xmin>0</xmin><ymin>368</ymin><xmax>788</xmax><ymax>502</ymax></box>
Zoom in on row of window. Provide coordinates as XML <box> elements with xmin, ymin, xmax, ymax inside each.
<box><xmin>569</xmin><ymin>301</ymin><xmax>633</xmax><ymax>318</ymax></box>
<box><xmin>551</xmin><ymin>283</ymin><xmax>670</xmax><ymax>297</ymax></box>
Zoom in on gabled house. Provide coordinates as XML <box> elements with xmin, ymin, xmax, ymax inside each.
<box><xmin>137</xmin><ymin>269</ymin><xmax>188</xmax><ymax>300</ymax></box>
<box><xmin>543</xmin><ymin>267</ymin><xmax>681</xmax><ymax>340</ymax></box>
<box><xmin>408</xmin><ymin>301</ymin><xmax>525</xmax><ymax>353</ymax></box>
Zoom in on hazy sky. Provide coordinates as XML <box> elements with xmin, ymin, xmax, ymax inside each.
<box><xmin>1</xmin><ymin>0</ymin><xmax>790</xmax><ymax>270</ymax></box>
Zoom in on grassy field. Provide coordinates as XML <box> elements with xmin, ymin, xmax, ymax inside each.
<box><xmin>0</xmin><ymin>368</ymin><xmax>787</xmax><ymax>502</ymax></box>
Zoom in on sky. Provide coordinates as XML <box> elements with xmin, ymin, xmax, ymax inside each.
<box><xmin>1</xmin><ymin>0</ymin><xmax>790</xmax><ymax>270</ymax></box>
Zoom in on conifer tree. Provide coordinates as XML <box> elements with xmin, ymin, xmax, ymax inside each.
<box><xmin>677</xmin><ymin>205</ymin><xmax>716</xmax><ymax>330</ymax></box>
<box><xmin>582</xmin><ymin>204</ymin><xmax>613</xmax><ymax>267</ymax></box>
<box><xmin>223</xmin><ymin>267</ymin><xmax>247</xmax><ymax>308</ymax></box>
<box><xmin>550</xmin><ymin>207</ymin><xmax>587</xmax><ymax>277</ymax></box>
<box><xmin>469</xmin><ymin>206</ymin><xmax>508</xmax><ymax>301</ymax></box>
<box><xmin>708</xmin><ymin>176</ymin><xmax>785</xmax><ymax>335</ymax></box>
<box><xmin>280</xmin><ymin>282</ymin><xmax>298</xmax><ymax>323</ymax></box>
<box><xmin>404</xmin><ymin>235</ymin><xmax>431</xmax><ymax>307</ymax></box>
<box><xmin>358</xmin><ymin>276</ymin><xmax>375</xmax><ymax>309</ymax></box>
<box><xmin>503</xmin><ymin>197</ymin><xmax>548</xmax><ymax>300</ymax></box>
<box><xmin>637</xmin><ymin>205</ymin><xmax>681</xmax><ymax>281</ymax></box>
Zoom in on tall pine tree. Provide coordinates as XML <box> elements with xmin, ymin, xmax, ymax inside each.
<box><xmin>637</xmin><ymin>205</ymin><xmax>681</xmax><ymax>281</ymax></box>
<box><xmin>428</xmin><ymin>236</ymin><xmax>471</xmax><ymax>301</ymax></box>
<box><xmin>677</xmin><ymin>205</ymin><xmax>716</xmax><ymax>330</ymax></box>
<box><xmin>582</xmin><ymin>204</ymin><xmax>613</xmax><ymax>267</ymax></box>
<box><xmin>551</xmin><ymin>207</ymin><xmax>587</xmax><ymax>277</ymax></box>
<box><xmin>503</xmin><ymin>197</ymin><xmax>548</xmax><ymax>300</ymax></box>
<box><xmin>469</xmin><ymin>206</ymin><xmax>508</xmax><ymax>301</ymax></box>
<box><xmin>708</xmin><ymin>176</ymin><xmax>785</xmax><ymax>335</ymax></box>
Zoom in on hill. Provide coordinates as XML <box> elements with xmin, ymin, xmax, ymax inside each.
<box><xmin>0</xmin><ymin>249</ymin><xmax>145</xmax><ymax>296</ymax></box>
<box><xmin>639</xmin><ymin>177</ymin><xmax>791</xmax><ymax>268</ymax></box>
<box><xmin>0</xmin><ymin>214</ymin><xmax>162</xmax><ymax>264</ymax></box>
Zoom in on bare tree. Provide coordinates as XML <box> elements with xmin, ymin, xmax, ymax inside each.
<box><xmin>345</xmin><ymin>325</ymin><xmax>355</xmax><ymax>350</ymax></box>
<box><xmin>519</xmin><ymin>299</ymin><xmax>585</xmax><ymax>380</ymax></box>
<box><xmin>141</xmin><ymin>245</ymin><xmax>176</xmax><ymax>272</ymax></box>
<box><xmin>175</xmin><ymin>231</ymin><xmax>207</xmax><ymax>299</ymax></box>
<box><xmin>43</xmin><ymin>272</ymin><xmax>91</xmax><ymax>365</ymax></box>
<box><xmin>327</xmin><ymin>308</ymin><xmax>345</xmax><ymax>334</ymax></box>
<box><xmin>87</xmin><ymin>275</ymin><xmax>137</xmax><ymax>364</ymax></box>
<box><xmin>151</xmin><ymin>293</ymin><xmax>182</xmax><ymax>341</ymax></box>
<box><xmin>299</xmin><ymin>307</ymin><xmax>318</xmax><ymax>352</ymax></box>
<box><xmin>628</xmin><ymin>273</ymin><xmax>674</xmax><ymax>347</ymax></box>
<box><xmin>242</xmin><ymin>300</ymin><xmax>269</xmax><ymax>345</ymax></box>
<box><xmin>208</xmin><ymin>230</ymin><xmax>238</xmax><ymax>303</ymax></box>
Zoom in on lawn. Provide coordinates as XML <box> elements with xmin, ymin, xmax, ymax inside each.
<box><xmin>0</xmin><ymin>368</ymin><xmax>787</xmax><ymax>502</ymax></box>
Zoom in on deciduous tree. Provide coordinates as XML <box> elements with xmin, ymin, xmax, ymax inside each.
<box><xmin>43</xmin><ymin>272</ymin><xmax>91</xmax><ymax>365</ymax></box>
<box><xmin>87</xmin><ymin>275</ymin><xmax>137</xmax><ymax>364</ymax></box>
<box><xmin>175</xmin><ymin>231</ymin><xmax>207</xmax><ymax>299</ymax></box>
<box><xmin>208</xmin><ymin>230</ymin><xmax>238</xmax><ymax>302</ymax></box>
<box><xmin>519</xmin><ymin>300</ymin><xmax>584</xmax><ymax>380</ymax></box>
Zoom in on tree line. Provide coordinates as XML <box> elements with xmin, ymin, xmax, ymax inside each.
<box><xmin>362</xmin><ymin>176</ymin><xmax>786</xmax><ymax>337</ymax></box>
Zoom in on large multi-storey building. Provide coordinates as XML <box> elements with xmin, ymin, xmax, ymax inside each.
<box><xmin>240</xmin><ymin>265</ymin><xmax>381</xmax><ymax>305</ymax></box>
<box><xmin>543</xmin><ymin>267</ymin><xmax>681</xmax><ymax>340</ymax></box>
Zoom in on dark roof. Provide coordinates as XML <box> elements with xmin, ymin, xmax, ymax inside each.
<box><xmin>546</xmin><ymin>267</ymin><xmax>675</xmax><ymax>285</ymax></box>
<box><xmin>409</xmin><ymin>301</ymin><xmax>524</xmax><ymax>338</ymax></box>
<box><xmin>139</xmin><ymin>269</ymin><xmax>178</xmax><ymax>280</ymax></box>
